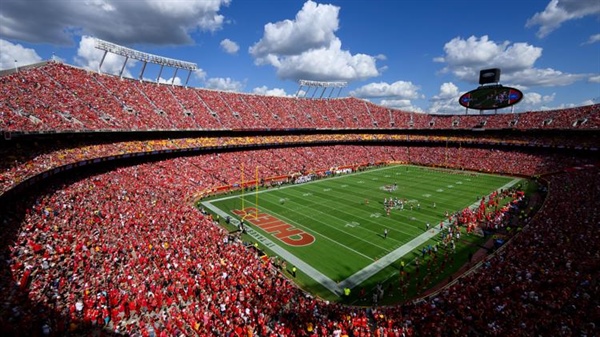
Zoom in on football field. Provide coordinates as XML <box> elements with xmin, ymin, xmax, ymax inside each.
<box><xmin>201</xmin><ymin>164</ymin><xmax>520</xmax><ymax>301</ymax></box>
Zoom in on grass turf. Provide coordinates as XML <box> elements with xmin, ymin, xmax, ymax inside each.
<box><xmin>202</xmin><ymin>164</ymin><xmax>521</xmax><ymax>303</ymax></box>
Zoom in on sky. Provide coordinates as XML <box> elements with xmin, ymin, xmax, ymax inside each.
<box><xmin>1</xmin><ymin>0</ymin><xmax>599</xmax><ymax>114</ymax></box>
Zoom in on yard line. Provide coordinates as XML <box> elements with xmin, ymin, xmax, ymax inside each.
<box><xmin>275</xmin><ymin>173</ymin><xmax>436</xmax><ymax>235</ymax></box>
<box><xmin>204</xmin><ymin>166</ymin><xmax>520</xmax><ymax>295</ymax></box>
<box><xmin>271</xmin><ymin>188</ymin><xmax>420</xmax><ymax>241</ymax></box>
<box><xmin>208</xmin><ymin>164</ymin><xmax>402</xmax><ymax>202</ymax></box>
<box><xmin>201</xmin><ymin>201</ymin><xmax>343</xmax><ymax>296</ymax></box>
<box><xmin>242</xmin><ymin>198</ymin><xmax>385</xmax><ymax>259</ymax></box>
<box><xmin>338</xmin><ymin>178</ymin><xmax>521</xmax><ymax>289</ymax></box>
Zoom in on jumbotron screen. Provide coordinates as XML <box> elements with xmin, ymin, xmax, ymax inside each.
<box><xmin>459</xmin><ymin>85</ymin><xmax>523</xmax><ymax>110</ymax></box>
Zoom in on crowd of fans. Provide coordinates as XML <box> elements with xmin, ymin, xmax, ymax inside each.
<box><xmin>1</xmin><ymin>144</ymin><xmax>598</xmax><ymax>336</ymax></box>
<box><xmin>1</xmin><ymin>61</ymin><xmax>598</xmax><ymax>336</ymax></box>
<box><xmin>374</xmin><ymin>166</ymin><xmax>599</xmax><ymax>337</ymax></box>
<box><xmin>3</xmin><ymin>131</ymin><xmax>596</xmax><ymax>197</ymax></box>
<box><xmin>1</xmin><ymin>61</ymin><xmax>598</xmax><ymax>132</ymax></box>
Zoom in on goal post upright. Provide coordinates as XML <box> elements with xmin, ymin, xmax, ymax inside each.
<box><xmin>255</xmin><ymin>166</ymin><xmax>259</xmax><ymax>219</ymax></box>
<box><xmin>241</xmin><ymin>163</ymin><xmax>245</xmax><ymax>211</ymax></box>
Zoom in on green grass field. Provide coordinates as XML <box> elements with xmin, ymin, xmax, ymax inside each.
<box><xmin>201</xmin><ymin>164</ymin><xmax>521</xmax><ymax>304</ymax></box>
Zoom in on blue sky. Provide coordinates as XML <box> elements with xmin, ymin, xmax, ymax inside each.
<box><xmin>1</xmin><ymin>0</ymin><xmax>599</xmax><ymax>114</ymax></box>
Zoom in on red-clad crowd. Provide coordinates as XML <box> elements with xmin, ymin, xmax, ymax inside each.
<box><xmin>373</xmin><ymin>166</ymin><xmax>599</xmax><ymax>337</ymax></box>
<box><xmin>1</xmin><ymin>60</ymin><xmax>598</xmax><ymax>336</ymax></box>
<box><xmin>1</xmin><ymin>61</ymin><xmax>598</xmax><ymax>132</ymax></box>
<box><xmin>0</xmin><ymin>144</ymin><xmax>598</xmax><ymax>337</ymax></box>
<box><xmin>5</xmin><ymin>132</ymin><xmax>595</xmax><ymax>197</ymax></box>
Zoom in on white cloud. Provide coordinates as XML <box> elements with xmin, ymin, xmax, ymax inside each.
<box><xmin>250</xmin><ymin>0</ymin><xmax>339</xmax><ymax>57</ymax></box>
<box><xmin>272</xmin><ymin>39</ymin><xmax>380</xmax><ymax>81</ymax></box>
<box><xmin>427</xmin><ymin>100</ymin><xmax>464</xmax><ymax>114</ymax></box>
<box><xmin>526</xmin><ymin>0</ymin><xmax>600</xmax><ymax>38</ymax></box>
<box><xmin>0</xmin><ymin>39</ymin><xmax>42</xmax><ymax>70</ymax></box>
<box><xmin>220</xmin><ymin>39</ymin><xmax>239</xmax><ymax>54</ymax></box>
<box><xmin>437</xmin><ymin>36</ymin><xmax>542</xmax><ymax>75</ymax></box>
<box><xmin>74</xmin><ymin>35</ymin><xmax>136</xmax><ymax>77</ymax></box>
<box><xmin>0</xmin><ymin>0</ymin><xmax>231</xmax><ymax>45</ymax></box>
<box><xmin>351</xmin><ymin>80</ymin><xmax>424</xmax><ymax>113</ymax></box>
<box><xmin>140</xmin><ymin>75</ymin><xmax>182</xmax><ymax>86</ymax></box>
<box><xmin>589</xmin><ymin>75</ymin><xmax>600</xmax><ymax>83</ymax></box>
<box><xmin>157</xmin><ymin>76</ymin><xmax>182</xmax><ymax>86</ymax></box>
<box><xmin>504</xmin><ymin>68</ymin><xmax>586</xmax><ymax>87</ymax></box>
<box><xmin>204</xmin><ymin>77</ymin><xmax>244</xmax><ymax>91</ymax></box>
<box><xmin>51</xmin><ymin>54</ymin><xmax>66</xmax><ymax>63</ymax></box>
<box><xmin>431</xmin><ymin>82</ymin><xmax>460</xmax><ymax>100</ymax></box>
<box><xmin>583</xmin><ymin>33</ymin><xmax>600</xmax><ymax>45</ymax></box>
<box><xmin>435</xmin><ymin>35</ymin><xmax>510</xmax><ymax>67</ymax></box>
<box><xmin>522</xmin><ymin>92</ymin><xmax>556</xmax><ymax>105</ymax></box>
<box><xmin>252</xmin><ymin>86</ymin><xmax>290</xmax><ymax>97</ymax></box>
<box><xmin>349</xmin><ymin>80</ymin><xmax>421</xmax><ymax>99</ymax></box>
<box><xmin>427</xmin><ymin>82</ymin><xmax>464</xmax><ymax>114</ymax></box>
<box><xmin>580</xmin><ymin>99</ymin><xmax>596</xmax><ymax>106</ymax></box>
<box><xmin>194</xmin><ymin>68</ymin><xmax>207</xmax><ymax>81</ymax></box>
<box><xmin>523</xmin><ymin>92</ymin><xmax>542</xmax><ymax>105</ymax></box>
<box><xmin>249</xmin><ymin>0</ymin><xmax>380</xmax><ymax>82</ymax></box>
<box><xmin>435</xmin><ymin>35</ymin><xmax>585</xmax><ymax>88</ymax></box>
<box><xmin>379</xmin><ymin>99</ymin><xmax>422</xmax><ymax>112</ymax></box>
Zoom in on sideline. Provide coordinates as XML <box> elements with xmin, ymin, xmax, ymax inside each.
<box><xmin>202</xmin><ymin>173</ymin><xmax>521</xmax><ymax>296</ymax></box>
<box><xmin>338</xmin><ymin>178</ymin><xmax>521</xmax><ymax>289</ymax></box>
<box><xmin>202</xmin><ymin>201</ymin><xmax>344</xmax><ymax>295</ymax></box>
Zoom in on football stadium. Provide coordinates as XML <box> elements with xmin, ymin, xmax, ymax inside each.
<box><xmin>1</xmin><ymin>57</ymin><xmax>598</xmax><ymax>336</ymax></box>
<box><xmin>1</xmin><ymin>9</ymin><xmax>599</xmax><ymax>337</ymax></box>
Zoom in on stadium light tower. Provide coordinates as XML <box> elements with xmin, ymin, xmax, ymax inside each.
<box><xmin>296</xmin><ymin>80</ymin><xmax>347</xmax><ymax>99</ymax></box>
<box><xmin>94</xmin><ymin>38</ymin><xmax>198</xmax><ymax>87</ymax></box>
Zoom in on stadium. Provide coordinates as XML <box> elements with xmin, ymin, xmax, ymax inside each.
<box><xmin>1</xmin><ymin>46</ymin><xmax>599</xmax><ymax>336</ymax></box>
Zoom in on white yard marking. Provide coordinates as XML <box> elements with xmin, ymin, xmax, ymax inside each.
<box><xmin>203</xmin><ymin>167</ymin><xmax>521</xmax><ymax>295</ymax></box>
<box><xmin>338</xmin><ymin>178</ymin><xmax>521</xmax><ymax>290</ymax></box>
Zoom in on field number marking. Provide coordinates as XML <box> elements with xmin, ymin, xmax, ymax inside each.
<box><xmin>345</xmin><ymin>221</ymin><xmax>360</xmax><ymax>228</ymax></box>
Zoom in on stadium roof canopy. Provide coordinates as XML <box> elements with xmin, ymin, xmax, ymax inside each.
<box><xmin>94</xmin><ymin>38</ymin><xmax>198</xmax><ymax>86</ymax></box>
